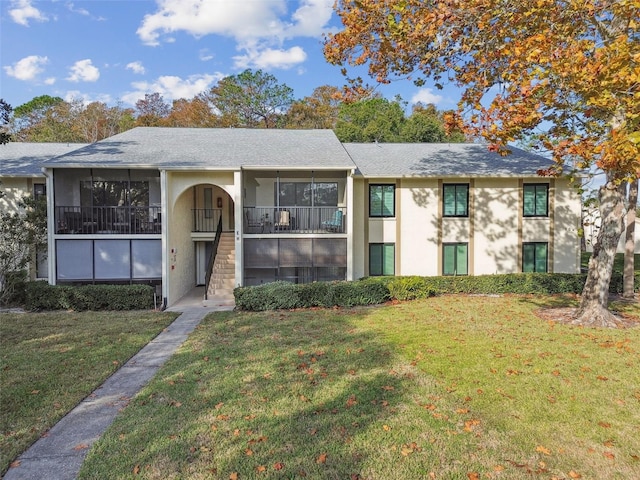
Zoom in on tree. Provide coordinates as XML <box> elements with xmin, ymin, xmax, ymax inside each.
<box><xmin>284</xmin><ymin>85</ymin><xmax>342</xmax><ymax>129</ymax></box>
<box><xmin>12</xmin><ymin>95</ymin><xmax>78</xmax><ymax>142</ymax></box>
<box><xmin>165</xmin><ymin>97</ymin><xmax>217</xmax><ymax>127</ymax></box>
<box><xmin>201</xmin><ymin>69</ymin><xmax>294</xmax><ymax>128</ymax></box>
<box><xmin>0</xmin><ymin>99</ymin><xmax>11</xmax><ymax>144</ymax></box>
<box><xmin>401</xmin><ymin>103</ymin><xmax>466</xmax><ymax>143</ymax></box>
<box><xmin>135</xmin><ymin>93</ymin><xmax>170</xmax><ymax>126</ymax></box>
<box><xmin>0</xmin><ymin>194</ymin><xmax>47</xmax><ymax>305</ymax></box>
<box><xmin>325</xmin><ymin>0</ymin><xmax>639</xmax><ymax>326</ymax></box>
<box><xmin>335</xmin><ymin>96</ymin><xmax>406</xmax><ymax>142</ymax></box>
<box><xmin>71</xmin><ymin>99</ymin><xmax>135</xmax><ymax>142</ymax></box>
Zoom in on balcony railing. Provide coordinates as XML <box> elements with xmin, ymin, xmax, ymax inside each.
<box><xmin>55</xmin><ymin>206</ymin><xmax>161</xmax><ymax>234</ymax></box>
<box><xmin>243</xmin><ymin>206</ymin><xmax>346</xmax><ymax>234</ymax></box>
<box><xmin>192</xmin><ymin>208</ymin><xmax>223</xmax><ymax>233</ymax></box>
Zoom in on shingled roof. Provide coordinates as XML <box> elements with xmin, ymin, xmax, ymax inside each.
<box><xmin>0</xmin><ymin>142</ymin><xmax>87</xmax><ymax>177</ymax></box>
<box><xmin>343</xmin><ymin>142</ymin><xmax>554</xmax><ymax>178</ymax></box>
<box><xmin>43</xmin><ymin>127</ymin><xmax>357</xmax><ymax>170</ymax></box>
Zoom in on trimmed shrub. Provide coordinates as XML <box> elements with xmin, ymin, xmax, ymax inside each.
<box><xmin>25</xmin><ymin>282</ymin><xmax>155</xmax><ymax>311</ymax></box>
<box><xmin>234</xmin><ymin>278</ymin><xmax>391</xmax><ymax>311</ymax></box>
<box><xmin>387</xmin><ymin>276</ymin><xmax>439</xmax><ymax>300</ymax></box>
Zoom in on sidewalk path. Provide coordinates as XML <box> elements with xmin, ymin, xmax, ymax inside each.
<box><xmin>4</xmin><ymin>305</ymin><xmax>232</xmax><ymax>480</ymax></box>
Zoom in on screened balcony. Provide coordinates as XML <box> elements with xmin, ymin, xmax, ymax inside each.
<box><xmin>53</xmin><ymin>168</ymin><xmax>161</xmax><ymax>235</ymax></box>
<box><xmin>243</xmin><ymin>171</ymin><xmax>348</xmax><ymax>235</ymax></box>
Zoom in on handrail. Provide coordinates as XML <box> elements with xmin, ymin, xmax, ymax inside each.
<box><xmin>204</xmin><ymin>216</ymin><xmax>223</xmax><ymax>300</ymax></box>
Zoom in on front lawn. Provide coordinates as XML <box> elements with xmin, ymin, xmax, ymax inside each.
<box><xmin>79</xmin><ymin>296</ymin><xmax>639</xmax><ymax>479</ymax></box>
<box><xmin>0</xmin><ymin>310</ymin><xmax>178</xmax><ymax>475</ymax></box>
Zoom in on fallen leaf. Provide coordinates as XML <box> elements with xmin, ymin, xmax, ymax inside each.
<box><xmin>568</xmin><ymin>470</ymin><xmax>582</xmax><ymax>479</ymax></box>
<box><xmin>598</xmin><ymin>421</ymin><xmax>611</xmax><ymax>428</ymax></box>
<box><xmin>317</xmin><ymin>453</ymin><xmax>327</xmax><ymax>464</ymax></box>
<box><xmin>382</xmin><ymin>385</ymin><xmax>394</xmax><ymax>391</ymax></box>
<box><xmin>229</xmin><ymin>473</ymin><xmax>238</xmax><ymax>480</ymax></box>
<box><xmin>74</xmin><ymin>443</ymin><xmax>89</xmax><ymax>450</ymax></box>
<box><xmin>214</xmin><ymin>402</ymin><xmax>224</xmax><ymax>409</ymax></box>
<box><xmin>274</xmin><ymin>462</ymin><xmax>284</xmax><ymax>470</ymax></box>
<box><xmin>9</xmin><ymin>460</ymin><xmax>21</xmax><ymax>468</ymax></box>
<box><xmin>256</xmin><ymin>465</ymin><xmax>266</xmax><ymax>473</ymax></box>
<box><xmin>133</xmin><ymin>465</ymin><xmax>140</xmax><ymax>475</ymax></box>
<box><xmin>536</xmin><ymin>445</ymin><xmax>552</xmax><ymax>455</ymax></box>
<box><xmin>245</xmin><ymin>448</ymin><xmax>253</xmax><ymax>456</ymax></box>
<box><xmin>467</xmin><ymin>473</ymin><xmax>480</xmax><ymax>480</ymax></box>
<box><xmin>383</xmin><ymin>424</ymin><xmax>391</xmax><ymax>431</ymax></box>
<box><xmin>604</xmin><ymin>452</ymin><xmax>615</xmax><ymax>460</ymax></box>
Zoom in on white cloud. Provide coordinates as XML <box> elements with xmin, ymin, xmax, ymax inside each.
<box><xmin>3</xmin><ymin>55</ymin><xmax>49</xmax><ymax>81</ymax></box>
<box><xmin>121</xmin><ymin>73</ymin><xmax>224</xmax><ymax>105</ymax></box>
<box><xmin>44</xmin><ymin>77</ymin><xmax>56</xmax><ymax>85</ymax></box>
<box><xmin>66</xmin><ymin>2</ymin><xmax>89</xmax><ymax>16</ymax></box>
<box><xmin>199</xmin><ymin>49</ymin><xmax>214</xmax><ymax>61</ymax></box>
<box><xmin>9</xmin><ymin>0</ymin><xmax>48</xmax><ymax>26</ymax></box>
<box><xmin>67</xmin><ymin>59</ymin><xmax>100</xmax><ymax>82</ymax></box>
<box><xmin>126</xmin><ymin>61</ymin><xmax>146</xmax><ymax>74</ymax></box>
<box><xmin>411</xmin><ymin>88</ymin><xmax>444</xmax><ymax>106</ymax></box>
<box><xmin>64</xmin><ymin>91</ymin><xmax>113</xmax><ymax>105</ymax></box>
<box><xmin>137</xmin><ymin>0</ymin><xmax>333</xmax><ymax>70</ymax></box>
<box><xmin>234</xmin><ymin>46</ymin><xmax>307</xmax><ymax>70</ymax></box>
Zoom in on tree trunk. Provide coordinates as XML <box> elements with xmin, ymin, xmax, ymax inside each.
<box><xmin>573</xmin><ymin>181</ymin><xmax>627</xmax><ymax>327</ymax></box>
<box><xmin>623</xmin><ymin>179</ymin><xmax>638</xmax><ymax>299</ymax></box>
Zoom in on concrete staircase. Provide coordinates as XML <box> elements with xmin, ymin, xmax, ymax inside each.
<box><xmin>204</xmin><ymin>232</ymin><xmax>235</xmax><ymax>307</ymax></box>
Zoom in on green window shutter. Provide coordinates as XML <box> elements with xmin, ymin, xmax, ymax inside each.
<box><xmin>456</xmin><ymin>244</ymin><xmax>468</xmax><ymax>275</ymax></box>
<box><xmin>523</xmin><ymin>185</ymin><xmax>535</xmax><ymax>216</ymax></box>
<box><xmin>369</xmin><ymin>186</ymin><xmax>382</xmax><ymax>217</ymax></box>
<box><xmin>456</xmin><ymin>186</ymin><xmax>468</xmax><ymax>216</ymax></box>
<box><xmin>382</xmin><ymin>185</ymin><xmax>395</xmax><ymax>216</ymax></box>
<box><xmin>522</xmin><ymin>244</ymin><xmax>534</xmax><ymax>272</ymax></box>
<box><xmin>535</xmin><ymin>243</ymin><xmax>548</xmax><ymax>272</ymax></box>
<box><xmin>443</xmin><ymin>185</ymin><xmax>455</xmax><ymax>216</ymax></box>
<box><xmin>535</xmin><ymin>185</ymin><xmax>548</xmax><ymax>216</ymax></box>
<box><xmin>369</xmin><ymin>244</ymin><xmax>382</xmax><ymax>275</ymax></box>
<box><xmin>383</xmin><ymin>244</ymin><xmax>395</xmax><ymax>275</ymax></box>
<box><xmin>443</xmin><ymin>244</ymin><xmax>455</xmax><ymax>275</ymax></box>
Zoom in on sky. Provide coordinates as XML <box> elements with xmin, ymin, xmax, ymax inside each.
<box><xmin>1</xmin><ymin>0</ymin><xmax>461</xmax><ymax>112</ymax></box>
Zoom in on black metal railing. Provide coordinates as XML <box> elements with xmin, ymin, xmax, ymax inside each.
<box><xmin>192</xmin><ymin>208</ymin><xmax>223</xmax><ymax>232</ymax></box>
<box><xmin>243</xmin><ymin>206</ymin><xmax>346</xmax><ymax>234</ymax></box>
<box><xmin>204</xmin><ymin>217</ymin><xmax>224</xmax><ymax>300</ymax></box>
<box><xmin>55</xmin><ymin>206</ymin><xmax>161</xmax><ymax>234</ymax></box>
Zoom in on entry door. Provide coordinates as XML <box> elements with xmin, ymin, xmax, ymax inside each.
<box><xmin>196</xmin><ymin>242</ymin><xmax>213</xmax><ymax>285</ymax></box>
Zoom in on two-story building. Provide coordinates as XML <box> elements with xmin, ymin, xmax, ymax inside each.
<box><xmin>41</xmin><ymin>127</ymin><xmax>582</xmax><ymax>308</ymax></box>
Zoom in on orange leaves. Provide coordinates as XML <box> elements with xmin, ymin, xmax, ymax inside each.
<box><xmin>316</xmin><ymin>453</ymin><xmax>328</xmax><ymax>464</ymax></box>
<box><xmin>536</xmin><ymin>445</ymin><xmax>552</xmax><ymax>456</ymax></box>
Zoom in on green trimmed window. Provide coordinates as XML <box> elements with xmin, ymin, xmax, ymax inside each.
<box><xmin>369</xmin><ymin>184</ymin><xmax>395</xmax><ymax>217</ymax></box>
<box><xmin>443</xmin><ymin>184</ymin><xmax>469</xmax><ymax>217</ymax></box>
<box><xmin>443</xmin><ymin>243</ymin><xmax>468</xmax><ymax>276</ymax></box>
<box><xmin>369</xmin><ymin>243</ymin><xmax>395</xmax><ymax>276</ymax></box>
<box><xmin>523</xmin><ymin>184</ymin><xmax>548</xmax><ymax>217</ymax></box>
<box><xmin>522</xmin><ymin>242</ymin><xmax>548</xmax><ymax>272</ymax></box>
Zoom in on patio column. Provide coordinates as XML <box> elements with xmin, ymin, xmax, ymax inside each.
<box><xmin>160</xmin><ymin>169</ymin><xmax>168</xmax><ymax>306</ymax></box>
<box><xmin>234</xmin><ymin>170</ymin><xmax>243</xmax><ymax>287</ymax></box>
<box><xmin>346</xmin><ymin>171</ymin><xmax>354</xmax><ymax>281</ymax></box>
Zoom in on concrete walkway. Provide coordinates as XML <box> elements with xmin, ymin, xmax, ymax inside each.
<box><xmin>4</xmin><ymin>297</ymin><xmax>233</xmax><ymax>480</ymax></box>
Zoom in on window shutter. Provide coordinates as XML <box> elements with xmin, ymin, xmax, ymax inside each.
<box><xmin>383</xmin><ymin>244</ymin><xmax>395</xmax><ymax>275</ymax></box>
<box><xmin>382</xmin><ymin>185</ymin><xmax>395</xmax><ymax>216</ymax></box>
<box><xmin>369</xmin><ymin>244</ymin><xmax>382</xmax><ymax>276</ymax></box>
<box><xmin>456</xmin><ymin>244</ymin><xmax>468</xmax><ymax>275</ymax></box>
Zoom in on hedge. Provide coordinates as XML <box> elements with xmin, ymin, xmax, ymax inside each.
<box><xmin>24</xmin><ymin>282</ymin><xmax>155</xmax><ymax>311</ymax></box>
<box><xmin>234</xmin><ymin>272</ymin><xmax>639</xmax><ymax>312</ymax></box>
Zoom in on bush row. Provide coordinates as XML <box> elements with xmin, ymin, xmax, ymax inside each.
<box><xmin>25</xmin><ymin>282</ymin><xmax>155</xmax><ymax>311</ymax></box>
<box><xmin>234</xmin><ymin>272</ymin><xmax>639</xmax><ymax>311</ymax></box>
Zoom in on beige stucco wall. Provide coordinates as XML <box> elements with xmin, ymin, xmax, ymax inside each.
<box><xmin>357</xmin><ymin>176</ymin><xmax>581</xmax><ymax>278</ymax></box>
<box><xmin>0</xmin><ymin>177</ymin><xmax>44</xmax><ymax>214</ymax></box>
<box><xmin>398</xmin><ymin>178</ymin><xmax>439</xmax><ymax>276</ymax></box>
<box><xmin>165</xmin><ymin>171</ymin><xmax>238</xmax><ymax>305</ymax></box>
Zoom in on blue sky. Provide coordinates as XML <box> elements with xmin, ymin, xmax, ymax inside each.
<box><xmin>1</xmin><ymin>0</ymin><xmax>461</xmax><ymax>112</ymax></box>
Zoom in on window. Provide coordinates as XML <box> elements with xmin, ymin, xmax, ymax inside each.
<box><xmin>369</xmin><ymin>243</ymin><xmax>395</xmax><ymax>276</ymax></box>
<box><xmin>33</xmin><ymin>183</ymin><xmax>46</xmax><ymax>201</ymax></box>
<box><xmin>523</xmin><ymin>184</ymin><xmax>548</xmax><ymax>217</ymax></box>
<box><xmin>443</xmin><ymin>184</ymin><xmax>469</xmax><ymax>217</ymax></box>
<box><xmin>276</xmin><ymin>182</ymin><xmax>338</xmax><ymax>207</ymax></box>
<box><xmin>522</xmin><ymin>242</ymin><xmax>548</xmax><ymax>272</ymax></box>
<box><xmin>443</xmin><ymin>243</ymin><xmax>468</xmax><ymax>275</ymax></box>
<box><xmin>369</xmin><ymin>184</ymin><xmax>395</xmax><ymax>217</ymax></box>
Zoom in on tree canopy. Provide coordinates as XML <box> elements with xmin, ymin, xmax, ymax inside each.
<box><xmin>325</xmin><ymin>0</ymin><xmax>639</xmax><ymax>326</ymax></box>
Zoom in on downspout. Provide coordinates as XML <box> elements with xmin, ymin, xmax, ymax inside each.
<box><xmin>42</xmin><ymin>167</ymin><xmax>56</xmax><ymax>285</ymax></box>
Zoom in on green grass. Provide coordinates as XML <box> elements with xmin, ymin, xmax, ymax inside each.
<box><xmin>78</xmin><ymin>296</ymin><xmax>640</xmax><ymax>480</ymax></box>
<box><xmin>0</xmin><ymin>310</ymin><xmax>178</xmax><ymax>475</ymax></box>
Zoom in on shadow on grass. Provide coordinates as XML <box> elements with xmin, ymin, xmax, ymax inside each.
<box><xmin>79</xmin><ymin>309</ymin><xmax>443</xmax><ymax>479</ymax></box>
